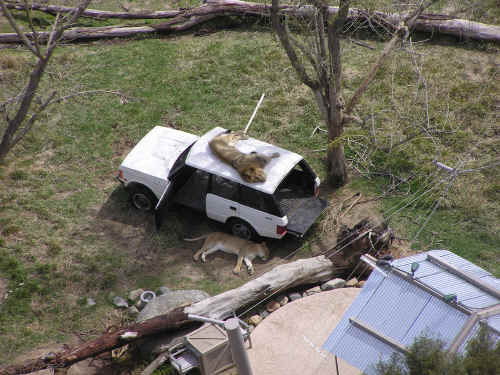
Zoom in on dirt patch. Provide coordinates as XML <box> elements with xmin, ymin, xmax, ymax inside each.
<box><xmin>312</xmin><ymin>186</ymin><xmax>412</xmax><ymax>260</ymax></box>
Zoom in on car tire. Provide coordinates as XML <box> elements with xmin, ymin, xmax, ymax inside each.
<box><xmin>130</xmin><ymin>186</ymin><xmax>157</xmax><ymax>212</ymax></box>
<box><xmin>228</xmin><ymin>219</ymin><xmax>257</xmax><ymax>241</ymax></box>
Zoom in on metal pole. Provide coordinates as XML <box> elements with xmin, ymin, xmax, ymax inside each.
<box><xmin>243</xmin><ymin>93</ymin><xmax>265</xmax><ymax>134</ymax></box>
<box><xmin>225</xmin><ymin>318</ymin><xmax>253</xmax><ymax>375</ymax></box>
<box><xmin>335</xmin><ymin>355</ymin><xmax>339</xmax><ymax>375</ymax></box>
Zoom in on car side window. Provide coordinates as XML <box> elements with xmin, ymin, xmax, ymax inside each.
<box><xmin>212</xmin><ymin>175</ymin><xmax>239</xmax><ymax>201</ymax></box>
<box><xmin>239</xmin><ymin>186</ymin><xmax>265</xmax><ymax>211</ymax></box>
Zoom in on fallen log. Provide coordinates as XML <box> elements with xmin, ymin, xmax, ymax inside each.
<box><xmin>0</xmin><ymin>0</ymin><xmax>499</xmax><ymax>43</ymax></box>
<box><xmin>1</xmin><ymin>1</ymin><xmax>182</xmax><ymax>19</ymax></box>
<box><xmin>0</xmin><ymin>309</ymin><xmax>191</xmax><ymax>375</ymax></box>
<box><xmin>186</xmin><ymin>255</ymin><xmax>339</xmax><ymax>319</ymax></box>
<box><xmin>0</xmin><ymin>254</ymin><xmax>341</xmax><ymax>375</ymax></box>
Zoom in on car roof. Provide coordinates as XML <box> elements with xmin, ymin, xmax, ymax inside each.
<box><xmin>185</xmin><ymin>127</ymin><xmax>303</xmax><ymax>194</ymax></box>
<box><xmin>121</xmin><ymin>126</ymin><xmax>199</xmax><ymax>181</ymax></box>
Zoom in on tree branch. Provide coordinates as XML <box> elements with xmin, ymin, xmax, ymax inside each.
<box><xmin>271</xmin><ymin>0</ymin><xmax>319</xmax><ymax>89</ymax></box>
<box><xmin>0</xmin><ymin>0</ymin><xmax>40</xmax><ymax>56</ymax></box>
<box><xmin>23</xmin><ymin>0</ymin><xmax>42</xmax><ymax>56</ymax></box>
<box><xmin>10</xmin><ymin>90</ymin><xmax>56</xmax><ymax>148</ymax></box>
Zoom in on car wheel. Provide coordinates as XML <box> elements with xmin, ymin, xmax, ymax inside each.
<box><xmin>229</xmin><ymin>219</ymin><xmax>256</xmax><ymax>241</ymax></box>
<box><xmin>130</xmin><ymin>187</ymin><xmax>157</xmax><ymax>212</ymax></box>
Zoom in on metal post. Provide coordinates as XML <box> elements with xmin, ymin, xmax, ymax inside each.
<box><xmin>243</xmin><ymin>93</ymin><xmax>265</xmax><ymax>134</ymax></box>
<box><xmin>225</xmin><ymin>318</ymin><xmax>253</xmax><ymax>375</ymax></box>
<box><xmin>335</xmin><ymin>355</ymin><xmax>339</xmax><ymax>375</ymax></box>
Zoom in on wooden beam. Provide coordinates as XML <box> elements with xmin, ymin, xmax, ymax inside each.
<box><xmin>349</xmin><ymin>317</ymin><xmax>408</xmax><ymax>353</ymax></box>
<box><xmin>427</xmin><ymin>254</ymin><xmax>500</xmax><ymax>300</ymax></box>
<box><xmin>448</xmin><ymin>312</ymin><xmax>479</xmax><ymax>353</ymax></box>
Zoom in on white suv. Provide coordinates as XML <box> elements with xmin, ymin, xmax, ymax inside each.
<box><xmin>118</xmin><ymin>127</ymin><xmax>327</xmax><ymax>240</ymax></box>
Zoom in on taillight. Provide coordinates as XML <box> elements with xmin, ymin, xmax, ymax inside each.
<box><xmin>118</xmin><ymin>170</ymin><xmax>127</xmax><ymax>181</ymax></box>
<box><xmin>277</xmin><ymin>225</ymin><xmax>287</xmax><ymax>236</ymax></box>
<box><xmin>314</xmin><ymin>176</ymin><xmax>320</xmax><ymax>197</ymax></box>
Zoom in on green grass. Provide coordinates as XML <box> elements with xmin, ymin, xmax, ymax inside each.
<box><xmin>0</xmin><ymin>0</ymin><xmax>499</xmax><ymax>366</ymax></box>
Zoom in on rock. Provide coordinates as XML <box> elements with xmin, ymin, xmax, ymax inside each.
<box><xmin>345</xmin><ymin>278</ymin><xmax>359</xmax><ymax>287</ymax></box>
<box><xmin>157</xmin><ymin>286</ymin><xmax>171</xmax><ymax>296</ymax></box>
<box><xmin>112</xmin><ymin>296</ymin><xmax>128</xmax><ymax>309</ymax></box>
<box><xmin>136</xmin><ymin>289</ymin><xmax>210</xmax><ymax>358</ymax></box>
<box><xmin>288</xmin><ymin>292</ymin><xmax>302</xmax><ymax>302</ymax></box>
<box><xmin>260</xmin><ymin>310</ymin><xmax>270</xmax><ymax>319</ymax></box>
<box><xmin>305</xmin><ymin>286</ymin><xmax>321</xmax><ymax>295</ymax></box>
<box><xmin>137</xmin><ymin>289</ymin><xmax>210</xmax><ymax>323</ymax></box>
<box><xmin>247</xmin><ymin>315</ymin><xmax>262</xmax><ymax>326</ymax></box>
<box><xmin>86</xmin><ymin>297</ymin><xmax>96</xmax><ymax>307</ymax></box>
<box><xmin>321</xmin><ymin>278</ymin><xmax>346</xmax><ymax>291</ymax></box>
<box><xmin>128</xmin><ymin>306</ymin><xmax>139</xmax><ymax>316</ymax></box>
<box><xmin>266</xmin><ymin>301</ymin><xmax>281</xmax><ymax>312</ymax></box>
<box><xmin>277</xmin><ymin>295</ymin><xmax>289</xmax><ymax>306</ymax></box>
<box><xmin>128</xmin><ymin>288</ymin><xmax>144</xmax><ymax>302</ymax></box>
<box><xmin>135</xmin><ymin>299</ymin><xmax>147</xmax><ymax>311</ymax></box>
<box><xmin>67</xmin><ymin>358</ymin><xmax>111</xmax><ymax>375</ymax></box>
<box><xmin>357</xmin><ymin>280</ymin><xmax>366</xmax><ymax>288</ymax></box>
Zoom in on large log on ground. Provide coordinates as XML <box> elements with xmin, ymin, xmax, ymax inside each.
<box><xmin>0</xmin><ymin>0</ymin><xmax>499</xmax><ymax>43</ymax></box>
<box><xmin>186</xmin><ymin>255</ymin><xmax>338</xmax><ymax>318</ymax></box>
<box><xmin>0</xmin><ymin>255</ymin><xmax>340</xmax><ymax>375</ymax></box>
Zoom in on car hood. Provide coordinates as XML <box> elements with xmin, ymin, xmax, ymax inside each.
<box><xmin>120</xmin><ymin>126</ymin><xmax>199</xmax><ymax>181</ymax></box>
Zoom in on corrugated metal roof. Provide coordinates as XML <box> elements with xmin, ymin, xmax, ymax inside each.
<box><xmin>322</xmin><ymin>250</ymin><xmax>500</xmax><ymax>375</ymax></box>
<box><xmin>392</xmin><ymin>249</ymin><xmax>500</xmax><ymax>310</ymax></box>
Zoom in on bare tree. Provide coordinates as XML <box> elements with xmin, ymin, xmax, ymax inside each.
<box><xmin>0</xmin><ymin>0</ymin><xmax>92</xmax><ymax>162</ymax></box>
<box><xmin>271</xmin><ymin>0</ymin><xmax>437</xmax><ymax>187</ymax></box>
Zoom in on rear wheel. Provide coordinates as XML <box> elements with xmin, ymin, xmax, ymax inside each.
<box><xmin>228</xmin><ymin>219</ymin><xmax>257</xmax><ymax>241</ymax></box>
<box><xmin>130</xmin><ymin>186</ymin><xmax>157</xmax><ymax>212</ymax></box>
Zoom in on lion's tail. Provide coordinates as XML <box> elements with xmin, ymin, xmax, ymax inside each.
<box><xmin>184</xmin><ymin>234</ymin><xmax>209</xmax><ymax>242</ymax></box>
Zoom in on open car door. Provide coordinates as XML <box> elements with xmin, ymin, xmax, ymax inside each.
<box><xmin>285</xmin><ymin>196</ymin><xmax>328</xmax><ymax>237</ymax></box>
<box><xmin>154</xmin><ymin>181</ymin><xmax>175</xmax><ymax>230</ymax></box>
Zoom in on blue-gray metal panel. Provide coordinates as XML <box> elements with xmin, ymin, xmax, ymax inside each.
<box><xmin>391</xmin><ymin>253</ymin><xmax>429</xmax><ymax>267</ymax></box>
<box><xmin>480</xmin><ymin>275</ymin><xmax>500</xmax><ymax>290</ymax></box>
<box><xmin>357</xmin><ymin>272</ymin><xmax>431</xmax><ymax>342</ymax></box>
<box><xmin>330</xmin><ymin>322</ymin><xmax>396</xmax><ymax>375</ymax></box>
<box><xmin>395</xmin><ymin>260</ymin><xmax>443</xmax><ymax>278</ymax></box>
<box><xmin>462</xmin><ymin>294</ymin><xmax>500</xmax><ymax>309</ymax></box>
<box><xmin>417</xmin><ymin>272</ymin><xmax>495</xmax><ymax>308</ymax></box>
<box><xmin>438</xmin><ymin>252</ymin><xmax>492</xmax><ymax>278</ymax></box>
<box><xmin>323</xmin><ymin>270</ymin><xmax>385</xmax><ymax>351</ymax></box>
<box><xmin>434</xmin><ymin>280</ymin><xmax>493</xmax><ymax>305</ymax></box>
<box><xmin>487</xmin><ymin>314</ymin><xmax>500</xmax><ymax>333</ymax></box>
<box><xmin>401</xmin><ymin>295</ymin><xmax>468</xmax><ymax>348</ymax></box>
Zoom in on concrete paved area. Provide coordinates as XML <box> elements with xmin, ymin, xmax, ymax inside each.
<box><xmin>246</xmin><ymin>288</ymin><xmax>362</xmax><ymax>375</ymax></box>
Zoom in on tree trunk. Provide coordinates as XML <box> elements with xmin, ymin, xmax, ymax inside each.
<box><xmin>186</xmin><ymin>255</ymin><xmax>339</xmax><ymax>319</ymax></box>
<box><xmin>0</xmin><ymin>57</ymin><xmax>48</xmax><ymax>162</ymax></box>
<box><xmin>327</xmin><ymin>143</ymin><xmax>347</xmax><ymax>188</ymax></box>
<box><xmin>1</xmin><ymin>0</ymin><xmax>500</xmax><ymax>43</ymax></box>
